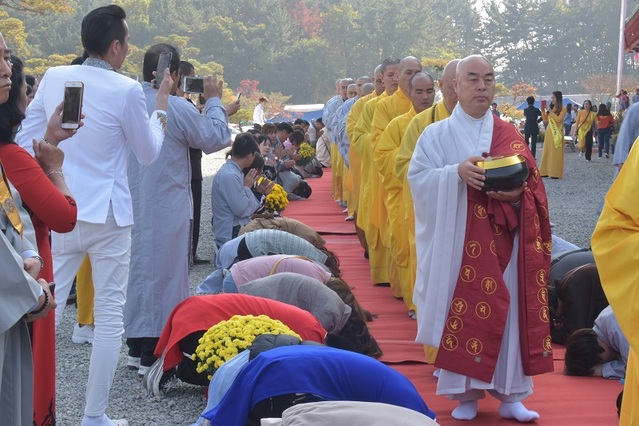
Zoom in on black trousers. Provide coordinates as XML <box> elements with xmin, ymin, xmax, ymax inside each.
<box><xmin>524</xmin><ymin>129</ymin><xmax>539</xmax><ymax>158</ymax></box>
<box><xmin>191</xmin><ymin>179</ymin><xmax>202</xmax><ymax>257</ymax></box>
<box><xmin>127</xmin><ymin>337</ymin><xmax>160</xmax><ymax>368</ymax></box>
<box><xmin>176</xmin><ymin>331</ymin><xmax>210</xmax><ymax>386</ymax></box>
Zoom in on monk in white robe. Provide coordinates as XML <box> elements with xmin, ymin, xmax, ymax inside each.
<box><xmin>408</xmin><ymin>55</ymin><xmax>552</xmax><ymax>422</ymax></box>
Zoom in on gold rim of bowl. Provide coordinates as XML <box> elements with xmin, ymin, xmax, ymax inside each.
<box><xmin>476</xmin><ymin>154</ymin><xmax>526</xmax><ymax>170</ymax></box>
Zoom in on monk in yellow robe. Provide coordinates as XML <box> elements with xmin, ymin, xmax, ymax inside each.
<box><xmin>367</xmin><ymin>57</ymin><xmax>421</xmax><ymax>295</ymax></box>
<box><xmin>394</xmin><ymin>59</ymin><xmax>459</xmax><ymax>362</ymax></box>
<box><xmin>374</xmin><ymin>72</ymin><xmax>435</xmax><ymax>312</ymax></box>
<box><xmin>340</xmin><ymin>79</ymin><xmax>372</xmax><ymax>217</ymax></box>
<box><xmin>339</xmin><ymin>82</ymin><xmax>359</xmax><ymax>211</ymax></box>
<box><xmin>352</xmin><ymin>60</ymin><xmax>397</xmax><ymax>285</ymax></box>
<box><xmin>347</xmin><ymin>67</ymin><xmax>383</xmax><ymax>252</ymax></box>
<box><xmin>591</xmin><ymin>141</ymin><xmax>639</xmax><ymax>426</ymax></box>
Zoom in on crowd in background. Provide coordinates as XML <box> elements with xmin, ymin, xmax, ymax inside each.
<box><xmin>3</xmin><ymin>3</ymin><xmax>639</xmax><ymax>425</ymax></box>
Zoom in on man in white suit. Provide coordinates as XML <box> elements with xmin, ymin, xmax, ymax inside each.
<box><xmin>17</xmin><ymin>5</ymin><xmax>170</xmax><ymax>426</ymax></box>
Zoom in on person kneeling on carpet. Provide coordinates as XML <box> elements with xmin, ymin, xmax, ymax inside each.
<box><xmin>238</xmin><ymin>215</ymin><xmax>327</xmax><ymax>250</ymax></box>
<box><xmin>144</xmin><ymin>293</ymin><xmax>326</xmax><ymax>393</ymax></box>
<box><xmin>197</xmin><ymin>229</ymin><xmax>341</xmax><ymax>294</ymax></box>
<box><xmin>200</xmin><ymin>345</ymin><xmax>436</xmax><ymax>426</ymax></box>
<box><xmin>235</xmin><ymin>272</ymin><xmax>381</xmax><ymax>357</ymax></box>
<box><xmin>564</xmin><ymin>305</ymin><xmax>629</xmax><ymax>379</ymax></box>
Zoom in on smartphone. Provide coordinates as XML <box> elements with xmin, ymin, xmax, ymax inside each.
<box><xmin>154</xmin><ymin>52</ymin><xmax>172</xmax><ymax>88</ymax></box>
<box><xmin>236</xmin><ymin>92</ymin><xmax>242</xmax><ymax>101</ymax></box>
<box><xmin>61</xmin><ymin>81</ymin><xmax>84</xmax><ymax>130</ymax></box>
<box><xmin>183</xmin><ymin>76</ymin><xmax>204</xmax><ymax>94</ymax></box>
<box><xmin>540</xmin><ymin>100</ymin><xmax>547</xmax><ymax>110</ymax></box>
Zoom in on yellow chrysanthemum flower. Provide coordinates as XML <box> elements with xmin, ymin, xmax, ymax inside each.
<box><xmin>192</xmin><ymin>314</ymin><xmax>301</xmax><ymax>379</ymax></box>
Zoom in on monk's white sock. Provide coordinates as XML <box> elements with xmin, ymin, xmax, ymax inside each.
<box><xmin>499</xmin><ymin>401</ymin><xmax>540</xmax><ymax>422</ymax></box>
<box><xmin>451</xmin><ymin>400</ymin><xmax>478</xmax><ymax>420</ymax></box>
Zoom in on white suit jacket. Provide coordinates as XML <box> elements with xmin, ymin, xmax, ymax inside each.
<box><xmin>17</xmin><ymin>64</ymin><xmax>164</xmax><ymax>226</ymax></box>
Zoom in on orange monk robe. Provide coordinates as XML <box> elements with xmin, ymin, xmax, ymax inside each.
<box><xmin>346</xmin><ymin>92</ymin><xmax>377</xmax><ymax>214</ymax></box>
<box><xmin>373</xmin><ymin>107</ymin><xmax>416</xmax><ymax>310</ymax></box>
<box><xmin>591</xmin><ymin>141</ymin><xmax>639</xmax><ymax>426</ymax></box>
<box><xmin>352</xmin><ymin>93</ymin><xmax>388</xmax><ymax>284</ymax></box>
<box><xmin>394</xmin><ymin>101</ymin><xmax>452</xmax><ymax>363</ymax></box>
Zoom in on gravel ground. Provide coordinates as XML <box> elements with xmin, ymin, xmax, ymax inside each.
<box><xmin>54</xmin><ymin>142</ymin><xmax>614</xmax><ymax>425</ymax></box>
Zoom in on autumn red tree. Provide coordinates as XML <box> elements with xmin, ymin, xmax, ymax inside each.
<box><xmin>510</xmin><ymin>82</ymin><xmax>538</xmax><ymax>105</ymax></box>
<box><xmin>289</xmin><ymin>0</ymin><xmax>323</xmax><ymax>38</ymax></box>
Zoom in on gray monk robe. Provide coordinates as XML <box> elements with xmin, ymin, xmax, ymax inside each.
<box><xmin>124</xmin><ymin>83</ymin><xmax>230</xmax><ymax>339</ymax></box>
<box><xmin>0</xmin><ymin>172</ymin><xmax>41</xmax><ymax>425</ymax></box>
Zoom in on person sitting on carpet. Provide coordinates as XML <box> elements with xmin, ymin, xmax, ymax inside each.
<box><xmin>145</xmin><ymin>293</ymin><xmax>326</xmax><ymax>389</ymax></box>
<box><xmin>565</xmin><ymin>306</ymin><xmax>630</xmax><ymax>379</ymax></box>
<box><xmin>197</xmin><ymin>229</ymin><xmax>340</xmax><ymax>293</ymax></box>
<box><xmin>200</xmin><ymin>345</ymin><xmax>436</xmax><ymax>426</ymax></box>
<box><xmin>238</xmin><ymin>215</ymin><xmax>326</xmax><ymax>249</ymax></box>
<box><xmin>235</xmin><ymin>272</ymin><xmax>382</xmax><ymax>357</ymax></box>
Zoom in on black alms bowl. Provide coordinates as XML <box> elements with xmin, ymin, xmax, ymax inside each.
<box><xmin>476</xmin><ymin>154</ymin><xmax>529</xmax><ymax>192</ymax></box>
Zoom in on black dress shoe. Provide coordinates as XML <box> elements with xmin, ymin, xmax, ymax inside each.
<box><xmin>193</xmin><ymin>256</ymin><xmax>210</xmax><ymax>265</ymax></box>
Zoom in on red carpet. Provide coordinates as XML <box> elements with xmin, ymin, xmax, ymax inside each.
<box><xmin>283</xmin><ymin>169</ymin><xmax>621</xmax><ymax>425</ymax></box>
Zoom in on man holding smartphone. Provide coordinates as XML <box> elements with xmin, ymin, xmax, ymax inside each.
<box><xmin>16</xmin><ymin>6</ymin><xmax>171</xmax><ymax>426</ymax></box>
<box><xmin>124</xmin><ymin>44</ymin><xmax>231</xmax><ymax>378</ymax></box>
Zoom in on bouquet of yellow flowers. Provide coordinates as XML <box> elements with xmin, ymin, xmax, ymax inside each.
<box><xmin>192</xmin><ymin>314</ymin><xmax>301</xmax><ymax>380</ymax></box>
<box><xmin>258</xmin><ymin>177</ymin><xmax>289</xmax><ymax>212</ymax></box>
<box><xmin>296</xmin><ymin>142</ymin><xmax>316</xmax><ymax>166</ymax></box>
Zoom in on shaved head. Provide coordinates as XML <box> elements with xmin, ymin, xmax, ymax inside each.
<box><xmin>339</xmin><ymin>78</ymin><xmax>354</xmax><ymax>99</ymax></box>
<box><xmin>374</xmin><ymin>64</ymin><xmax>384</xmax><ymax>95</ymax></box>
<box><xmin>356</xmin><ymin>75</ymin><xmax>373</xmax><ymax>96</ymax></box>
<box><xmin>409</xmin><ymin>72</ymin><xmax>436</xmax><ymax>114</ymax></box>
<box><xmin>347</xmin><ymin>83</ymin><xmax>358</xmax><ymax>98</ymax></box>
<box><xmin>360</xmin><ymin>82</ymin><xmax>374</xmax><ymax>96</ymax></box>
<box><xmin>456</xmin><ymin>55</ymin><xmax>492</xmax><ymax>79</ymax></box>
<box><xmin>440</xmin><ymin>59</ymin><xmax>460</xmax><ymax>112</ymax></box>
<box><xmin>398</xmin><ymin>56</ymin><xmax>422</xmax><ymax>94</ymax></box>
<box><xmin>454</xmin><ymin>55</ymin><xmax>495</xmax><ymax>119</ymax></box>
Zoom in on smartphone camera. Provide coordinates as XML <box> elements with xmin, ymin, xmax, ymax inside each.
<box><xmin>183</xmin><ymin>76</ymin><xmax>204</xmax><ymax>94</ymax></box>
<box><xmin>61</xmin><ymin>81</ymin><xmax>84</xmax><ymax>130</ymax></box>
<box><xmin>154</xmin><ymin>52</ymin><xmax>172</xmax><ymax>88</ymax></box>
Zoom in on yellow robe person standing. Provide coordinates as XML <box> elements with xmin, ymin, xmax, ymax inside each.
<box><xmin>395</xmin><ymin>100</ymin><xmax>452</xmax><ymax>363</ymax></box>
<box><xmin>539</xmin><ymin>107</ymin><xmax>567</xmax><ymax>178</ymax></box>
<box><xmin>347</xmin><ymin>92</ymin><xmax>377</xmax><ymax>215</ymax></box>
<box><xmin>369</xmin><ymin>89</ymin><xmax>411</xmax><ymax>295</ymax></box>
<box><xmin>396</xmin><ymin>101</ymin><xmax>452</xmax><ymax>292</ymax></box>
<box><xmin>353</xmin><ymin>93</ymin><xmax>388</xmax><ymax>284</ymax></box>
<box><xmin>330</xmin><ymin>134</ymin><xmax>344</xmax><ymax>203</ymax></box>
<box><xmin>591</xmin><ymin>141</ymin><xmax>639</xmax><ymax>426</ymax></box>
<box><xmin>370</xmin><ymin>88</ymin><xmax>411</xmax><ymax>245</ymax></box>
<box><xmin>374</xmin><ymin>107</ymin><xmax>416</xmax><ymax>309</ymax></box>
<box><xmin>574</xmin><ymin>108</ymin><xmax>596</xmax><ymax>152</ymax></box>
